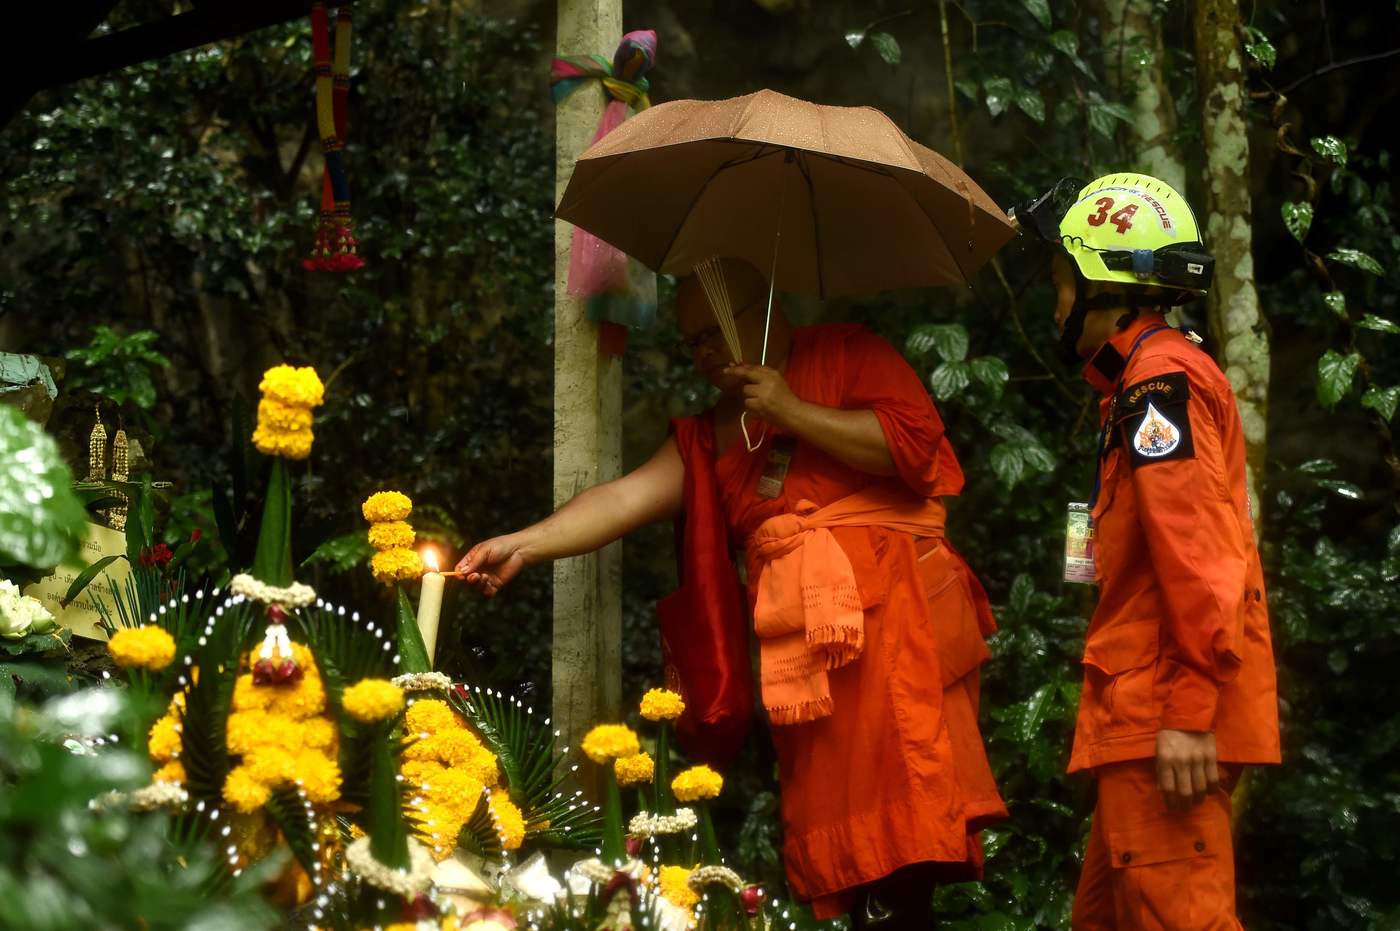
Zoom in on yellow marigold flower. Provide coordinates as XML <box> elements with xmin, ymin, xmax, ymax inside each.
<box><xmin>251</xmin><ymin>423</ymin><xmax>314</xmax><ymax>461</ymax></box>
<box><xmin>244</xmin><ymin>747</ymin><xmax>297</xmax><ymax>788</ymax></box>
<box><xmin>361</xmin><ymin>490</ymin><xmax>413</xmax><ymax>523</ymax></box>
<box><xmin>294</xmin><ymin>750</ymin><xmax>342</xmax><ymax>803</ymax></box>
<box><xmin>370</xmin><ymin>547</ymin><xmax>424</xmax><ymax>586</ymax></box>
<box><xmin>223</xmin><ymin>765</ymin><xmax>271</xmax><ymax>814</ymax></box>
<box><xmin>401</xmin><ymin>759</ymin><xmax>446</xmax><ymax>786</ymax></box>
<box><xmin>231</xmin><ymin>674</ymin><xmax>272</xmax><ymax>712</ymax></box>
<box><xmin>421</xmin><ymin>769</ymin><xmax>485</xmax><ymax>814</ymax></box>
<box><xmin>581</xmin><ymin>723</ymin><xmax>640</xmax><ymax>764</ymax></box>
<box><xmin>671</xmin><ymin>765</ymin><xmax>723</xmax><ymax>802</ymax></box>
<box><xmin>615</xmin><ymin>752</ymin><xmax>655</xmax><ymax>788</ymax></box>
<box><xmin>367</xmin><ymin>519</ymin><xmax>416</xmax><ymax>551</ymax></box>
<box><xmin>403</xmin><ymin>728</ymin><xmax>486</xmax><ymax>768</ymax></box>
<box><xmin>108</xmin><ymin>625</ymin><xmax>176</xmax><ymax>671</ymax></box>
<box><xmin>342</xmin><ymin>678</ymin><xmax>404</xmax><ymax>723</ymax></box>
<box><xmin>266</xmin><ymin>673</ymin><xmax>327</xmax><ymax>720</ymax></box>
<box><xmin>147</xmin><ymin>713</ymin><xmax>181</xmax><ymax>763</ymax></box>
<box><xmin>259</xmin><ymin>365</ymin><xmax>325</xmax><ymax>409</ymax></box>
<box><xmin>659</xmin><ymin>865</ymin><xmax>700</xmax><ymax>909</ymax></box>
<box><xmin>300</xmin><ymin>716</ymin><xmax>337</xmax><ymax>751</ymax></box>
<box><xmin>640</xmin><ymin>688</ymin><xmax>686</xmax><ymax>722</ymax></box>
<box><xmin>488</xmin><ymin>792</ymin><xmax>526</xmax><ymax>851</ymax></box>
<box><xmin>255</xmin><ymin>396</ymin><xmax>314</xmax><ymax>432</ymax></box>
<box><xmin>404</xmin><ymin>698</ymin><xmax>459</xmax><ymax>736</ymax></box>
<box><xmin>153</xmin><ymin>760</ymin><xmax>186</xmax><ymax>785</ymax></box>
<box><xmin>225</xmin><ymin>710</ymin><xmax>271</xmax><ymax>755</ymax></box>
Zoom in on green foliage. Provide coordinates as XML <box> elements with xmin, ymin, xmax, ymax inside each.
<box><xmin>0</xmin><ymin>687</ymin><xmax>278</xmax><ymax>929</ymax></box>
<box><xmin>0</xmin><ymin>405</ymin><xmax>87</xmax><ymax>575</ymax></box>
<box><xmin>64</xmin><ymin>326</ymin><xmax>170</xmax><ymax>410</ymax></box>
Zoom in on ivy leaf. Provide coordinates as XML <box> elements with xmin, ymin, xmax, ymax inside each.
<box><xmin>1022</xmin><ymin>0</ymin><xmax>1052</xmax><ymax>29</ymax></box>
<box><xmin>930</xmin><ymin>361</ymin><xmax>972</xmax><ymax>400</ymax></box>
<box><xmin>970</xmin><ymin>357</ymin><xmax>1011</xmax><ymax>398</ymax></box>
<box><xmin>1047</xmin><ymin>30</ymin><xmax>1078</xmax><ymax>57</ymax></box>
<box><xmin>869</xmin><ymin>31</ymin><xmax>902</xmax><ymax>65</ymax></box>
<box><xmin>1323</xmin><ymin>291</ymin><xmax>1347</xmax><ymax>319</ymax></box>
<box><xmin>908</xmin><ymin>323</ymin><xmax>969</xmax><ymax>361</ymax></box>
<box><xmin>1357</xmin><ymin>314</ymin><xmax>1400</xmax><ymax>334</ymax></box>
<box><xmin>1316</xmin><ymin>350</ymin><xmax>1362</xmax><ymax>408</ymax></box>
<box><xmin>1281</xmin><ymin>201</ymin><xmax>1313</xmax><ymax>243</ymax></box>
<box><xmin>989</xmin><ymin>443</ymin><xmax>1026</xmax><ymax>488</ymax></box>
<box><xmin>1009</xmin><ymin>573</ymin><xmax>1034</xmax><ymax>616</ymax></box>
<box><xmin>1087</xmin><ymin>93</ymin><xmax>1133</xmax><ymax>139</ymax></box>
<box><xmin>1241</xmin><ymin>26</ymin><xmax>1277</xmax><ymax>69</ymax></box>
<box><xmin>984</xmin><ymin>77</ymin><xmax>1014</xmax><ymax>118</ymax></box>
<box><xmin>1311</xmin><ymin>135</ymin><xmax>1348</xmax><ymax>169</ymax></box>
<box><xmin>954</xmin><ymin>78</ymin><xmax>980</xmax><ymax>101</ymax></box>
<box><xmin>844</xmin><ymin>30</ymin><xmax>866</xmax><ymax>50</ymax></box>
<box><xmin>1361</xmin><ymin>385</ymin><xmax>1400</xmax><ymax>421</ymax></box>
<box><xmin>1014</xmin><ymin>86</ymin><xmax>1046</xmax><ymax>124</ymax></box>
<box><xmin>1328</xmin><ymin>248</ymin><xmax>1384</xmax><ymax>275</ymax></box>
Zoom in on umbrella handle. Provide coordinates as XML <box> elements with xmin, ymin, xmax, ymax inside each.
<box><xmin>744</xmin><ymin>158</ymin><xmax>787</xmax><ymax>454</ymax></box>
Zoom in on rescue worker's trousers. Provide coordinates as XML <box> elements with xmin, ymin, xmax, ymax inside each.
<box><xmin>1072</xmin><ymin>760</ymin><xmax>1244</xmax><ymax>931</ymax></box>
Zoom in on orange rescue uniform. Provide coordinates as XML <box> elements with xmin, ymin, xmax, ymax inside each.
<box><xmin>711</xmin><ymin>323</ymin><xmax>1006</xmax><ymax>919</ymax></box>
<box><xmin>1070</xmin><ymin>314</ymin><xmax>1281</xmax><ymax>929</ymax></box>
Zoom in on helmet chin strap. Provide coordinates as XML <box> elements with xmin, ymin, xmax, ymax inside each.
<box><xmin>1057</xmin><ymin>273</ymin><xmax>1168</xmax><ymax>366</ymax></box>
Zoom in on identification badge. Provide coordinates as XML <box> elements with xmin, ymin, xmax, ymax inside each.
<box><xmin>1064</xmin><ymin>501</ymin><xmax>1097</xmax><ymax>583</ymax></box>
<box><xmin>756</xmin><ymin>436</ymin><xmax>796</xmax><ymax>499</ymax></box>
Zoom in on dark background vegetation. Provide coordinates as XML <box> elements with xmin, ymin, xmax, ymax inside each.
<box><xmin>2</xmin><ymin>1</ymin><xmax>1398</xmax><ymax>927</ymax></box>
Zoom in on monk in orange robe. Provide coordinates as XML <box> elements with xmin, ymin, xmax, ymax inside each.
<box><xmin>460</xmin><ymin>259</ymin><xmax>1005</xmax><ymax>926</ymax></box>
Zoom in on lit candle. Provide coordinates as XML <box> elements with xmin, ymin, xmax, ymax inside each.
<box><xmin>416</xmin><ymin>548</ymin><xmax>446</xmax><ymax>665</ymax></box>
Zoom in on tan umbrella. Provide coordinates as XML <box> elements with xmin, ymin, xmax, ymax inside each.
<box><xmin>555</xmin><ymin>88</ymin><xmax>1015</xmax><ymax>300</ymax></box>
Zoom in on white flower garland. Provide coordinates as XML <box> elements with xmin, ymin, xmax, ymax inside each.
<box><xmin>628</xmin><ymin>807</ymin><xmax>698</xmax><ymax>838</ymax></box>
<box><xmin>346</xmin><ymin>835</ymin><xmax>435</xmax><ymax>897</ymax></box>
<box><xmin>572</xmin><ymin>856</ymin><xmax>643</xmax><ymax>886</ymax></box>
<box><xmin>131</xmin><ymin>781</ymin><xmax>190</xmax><ymax>812</ymax></box>
<box><xmin>229</xmin><ymin>573</ymin><xmax>317</xmax><ymax>609</ymax></box>
<box><xmin>687</xmin><ymin>864</ymin><xmax>745</xmax><ymax>895</ymax></box>
<box><xmin>393</xmin><ymin>671</ymin><xmax>452</xmax><ymax>693</ymax></box>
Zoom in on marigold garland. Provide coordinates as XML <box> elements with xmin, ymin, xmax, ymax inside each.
<box><xmin>147</xmin><ymin>712</ymin><xmax>181</xmax><ymax>762</ymax></box>
<box><xmin>487</xmin><ymin>791</ymin><xmax>526</xmax><ymax>851</ymax></box>
<box><xmin>405</xmin><ymin>698</ymin><xmax>459</xmax><ymax>736</ymax></box>
<box><xmin>614</xmin><ymin>751</ymin><xmax>655</xmax><ymax>788</ymax></box>
<box><xmin>658</xmin><ymin>864</ymin><xmax>701</xmax><ymax>910</ymax></box>
<box><xmin>224</xmin><ymin>765</ymin><xmax>273</xmax><ymax>814</ymax></box>
<box><xmin>251</xmin><ymin>365</ymin><xmax>324</xmax><ymax>461</ymax></box>
<box><xmin>639</xmin><ymin>688</ymin><xmax>685</xmax><ymax>722</ymax></box>
<box><xmin>153</xmin><ymin>760</ymin><xmax>186</xmax><ymax>785</ymax></box>
<box><xmin>671</xmin><ymin>765</ymin><xmax>723</xmax><ymax>802</ymax></box>
<box><xmin>581</xmin><ymin>723</ymin><xmax>641</xmax><ymax>764</ymax></box>
<box><xmin>370</xmin><ymin>547</ymin><xmax>424</xmax><ymax>586</ymax></box>
<box><xmin>107</xmin><ymin>625</ymin><xmax>176</xmax><ymax>671</ymax></box>
<box><xmin>361</xmin><ymin>491</ymin><xmax>413</xmax><ymax>523</ymax></box>
<box><xmin>342</xmin><ymin>678</ymin><xmax>405</xmax><ymax>723</ymax></box>
<box><xmin>367</xmin><ymin>519</ymin><xmax>415</xmax><ymax>551</ymax></box>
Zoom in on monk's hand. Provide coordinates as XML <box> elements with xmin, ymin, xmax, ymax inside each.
<box><xmin>455</xmin><ymin>535</ymin><xmax>527</xmax><ymax>598</ymax></box>
<box><xmin>1155</xmin><ymin>728</ymin><xmax>1219</xmax><ymax>811</ymax></box>
<box><xmin>726</xmin><ymin>364</ymin><xmax>802</xmax><ymax>427</ymax></box>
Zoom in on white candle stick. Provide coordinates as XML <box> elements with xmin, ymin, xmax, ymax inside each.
<box><xmin>416</xmin><ymin>551</ymin><xmax>446</xmax><ymax>666</ymax></box>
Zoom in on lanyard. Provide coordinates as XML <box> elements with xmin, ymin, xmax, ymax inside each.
<box><xmin>1087</xmin><ymin>326</ymin><xmax>1171</xmax><ymax>508</ymax></box>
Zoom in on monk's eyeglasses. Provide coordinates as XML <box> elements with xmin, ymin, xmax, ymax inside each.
<box><xmin>678</xmin><ymin>298</ymin><xmax>762</xmax><ymax>354</ymax></box>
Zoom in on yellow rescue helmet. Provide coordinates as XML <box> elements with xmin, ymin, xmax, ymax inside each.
<box><xmin>1056</xmin><ymin>173</ymin><xmax>1214</xmax><ymax>300</ymax></box>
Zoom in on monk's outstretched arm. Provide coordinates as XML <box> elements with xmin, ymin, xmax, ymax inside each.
<box><xmin>727</xmin><ymin>363</ymin><xmax>897</xmax><ymax>477</ymax></box>
<box><xmin>456</xmin><ymin>437</ymin><xmax>684</xmax><ymax>596</ymax></box>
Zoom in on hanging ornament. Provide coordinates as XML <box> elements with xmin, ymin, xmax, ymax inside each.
<box><xmin>109</xmin><ymin>426</ymin><xmax>129</xmax><ymax>531</ymax></box>
<box><xmin>304</xmin><ymin>2</ymin><xmax>363</xmax><ymax>272</ymax></box>
<box><xmin>87</xmin><ymin>405</ymin><xmax>107</xmax><ymax>482</ymax></box>
<box><xmin>252</xmin><ymin>603</ymin><xmax>304</xmax><ymax>685</ymax></box>
<box><xmin>551</xmin><ymin>31</ymin><xmax>658</xmax><ymax>355</ymax></box>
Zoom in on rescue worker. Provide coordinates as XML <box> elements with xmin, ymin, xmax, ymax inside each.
<box><xmin>1011</xmin><ymin>173</ymin><xmax>1281</xmax><ymax>929</ymax></box>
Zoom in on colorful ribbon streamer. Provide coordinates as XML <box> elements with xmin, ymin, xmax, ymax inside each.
<box><xmin>305</xmin><ymin>2</ymin><xmax>363</xmax><ymax>272</ymax></box>
<box><xmin>551</xmin><ymin>30</ymin><xmax>658</xmax><ymax>354</ymax></box>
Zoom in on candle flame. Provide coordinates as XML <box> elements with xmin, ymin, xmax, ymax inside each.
<box><xmin>422</xmin><ymin>547</ymin><xmax>440</xmax><ymax>572</ymax></box>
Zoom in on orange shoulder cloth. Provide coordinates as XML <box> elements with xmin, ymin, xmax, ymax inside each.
<box><xmin>748</xmin><ymin>482</ymin><xmax>946</xmax><ymax>725</ymax></box>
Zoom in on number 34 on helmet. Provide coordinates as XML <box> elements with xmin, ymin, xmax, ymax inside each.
<box><xmin>1012</xmin><ymin>173</ymin><xmax>1216</xmax><ymax>304</ymax></box>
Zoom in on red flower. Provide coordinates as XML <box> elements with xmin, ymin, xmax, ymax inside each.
<box><xmin>139</xmin><ymin>544</ymin><xmax>174</xmax><ymax>568</ymax></box>
<box><xmin>189</xmin><ymin>528</ymin><xmax>202</xmax><ymax>544</ymax></box>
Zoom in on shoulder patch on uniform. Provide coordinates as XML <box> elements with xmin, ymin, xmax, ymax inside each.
<box><xmin>1118</xmin><ymin>392</ymin><xmax>1194</xmax><ymax>467</ymax></box>
<box><xmin>1117</xmin><ymin>371</ymin><xmax>1190</xmax><ymax>416</ymax></box>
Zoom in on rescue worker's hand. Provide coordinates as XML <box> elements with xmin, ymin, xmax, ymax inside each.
<box><xmin>456</xmin><ymin>535</ymin><xmax>527</xmax><ymax>598</ymax></box>
<box><xmin>725</xmin><ymin>364</ymin><xmax>802</xmax><ymax>428</ymax></box>
<box><xmin>1155</xmin><ymin>728</ymin><xmax>1219</xmax><ymax>811</ymax></box>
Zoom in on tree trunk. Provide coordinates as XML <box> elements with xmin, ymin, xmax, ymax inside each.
<box><xmin>552</xmin><ymin>0</ymin><xmax>623</xmax><ymax>802</ymax></box>
<box><xmin>1194</xmin><ymin>0</ymin><xmax>1268</xmax><ymax>522</ymax></box>
<box><xmin>1101</xmin><ymin>0</ymin><xmax>1186</xmax><ymax>192</ymax></box>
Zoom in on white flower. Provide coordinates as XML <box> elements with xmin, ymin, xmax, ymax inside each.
<box><xmin>0</xmin><ymin>580</ymin><xmax>56</xmax><ymax>640</ymax></box>
<box><xmin>687</xmin><ymin>864</ymin><xmax>745</xmax><ymax>894</ymax></box>
<box><xmin>228</xmin><ymin>573</ymin><xmax>316</xmax><ymax>609</ymax></box>
<box><xmin>346</xmin><ymin>835</ymin><xmax>435</xmax><ymax>897</ymax></box>
<box><xmin>392</xmin><ymin>671</ymin><xmax>452</xmax><ymax>693</ymax></box>
<box><xmin>628</xmin><ymin>807</ymin><xmax>698</xmax><ymax>837</ymax></box>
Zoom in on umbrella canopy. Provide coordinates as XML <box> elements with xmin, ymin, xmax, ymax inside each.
<box><xmin>556</xmin><ymin>89</ymin><xmax>1015</xmax><ymax>299</ymax></box>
